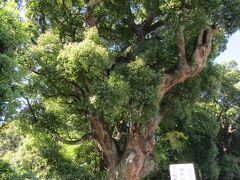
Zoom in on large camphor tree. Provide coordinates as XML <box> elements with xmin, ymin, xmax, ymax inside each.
<box><xmin>17</xmin><ymin>0</ymin><xmax>240</xmax><ymax>179</ymax></box>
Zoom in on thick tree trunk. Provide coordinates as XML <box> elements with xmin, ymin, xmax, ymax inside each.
<box><xmin>109</xmin><ymin>124</ymin><xmax>156</xmax><ymax>180</ymax></box>
<box><xmin>107</xmin><ymin>116</ymin><xmax>165</xmax><ymax>180</ymax></box>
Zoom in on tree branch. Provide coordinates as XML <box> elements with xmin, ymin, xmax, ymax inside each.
<box><xmin>29</xmin><ymin>68</ymin><xmax>87</xmax><ymax>104</ymax></box>
<box><xmin>159</xmin><ymin>26</ymin><xmax>218</xmax><ymax>97</ymax></box>
<box><xmin>142</xmin><ymin>11</ymin><xmax>158</xmax><ymax>30</ymax></box>
<box><xmin>116</xmin><ymin>10</ymin><xmax>163</xmax><ymax>63</ymax></box>
<box><xmin>85</xmin><ymin>0</ymin><xmax>102</xmax><ymax>27</ymax></box>
<box><xmin>144</xmin><ymin>26</ymin><xmax>217</xmax><ymax>148</ymax></box>
<box><xmin>25</xmin><ymin>97</ymin><xmax>38</xmax><ymax>124</ymax></box>
<box><xmin>69</xmin><ymin>80</ymin><xmax>89</xmax><ymax>104</ymax></box>
<box><xmin>146</xmin><ymin>20</ymin><xmax>164</xmax><ymax>32</ymax></box>
<box><xmin>22</xmin><ymin>95</ymin><xmax>91</xmax><ymax>145</ymax></box>
<box><xmin>176</xmin><ymin>25</ymin><xmax>187</xmax><ymax>68</ymax></box>
<box><xmin>228</xmin><ymin>127</ymin><xmax>237</xmax><ymax>134</ymax></box>
<box><xmin>143</xmin><ymin>108</ymin><xmax>170</xmax><ymax>141</ymax></box>
<box><xmin>52</xmin><ymin>130</ymin><xmax>91</xmax><ymax>145</ymax></box>
<box><xmin>91</xmin><ymin>116</ymin><xmax>118</xmax><ymax>170</ymax></box>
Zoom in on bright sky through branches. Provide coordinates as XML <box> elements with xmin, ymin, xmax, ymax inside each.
<box><xmin>215</xmin><ymin>31</ymin><xmax>240</xmax><ymax>66</ymax></box>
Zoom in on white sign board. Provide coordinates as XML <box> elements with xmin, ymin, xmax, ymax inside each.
<box><xmin>169</xmin><ymin>163</ymin><xmax>196</xmax><ymax>180</ymax></box>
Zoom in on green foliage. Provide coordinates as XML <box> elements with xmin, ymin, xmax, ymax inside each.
<box><xmin>219</xmin><ymin>155</ymin><xmax>240</xmax><ymax>180</ymax></box>
<box><xmin>184</xmin><ymin>109</ymin><xmax>220</xmax><ymax>179</ymax></box>
<box><xmin>163</xmin><ymin>131</ymin><xmax>188</xmax><ymax>153</ymax></box>
<box><xmin>0</xmin><ymin>1</ymin><xmax>26</xmax><ymax>52</ymax></box>
<box><xmin>26</xmin><ymin>0</ymin><xmax>86</xmax><ymax>41</ymax></box>
<box><xmin>0</xmin><ymin>0</ymin><xmax>27</xmax><ymax>120</ymax></box>
<box><xmin>0</xmin><ymin>159</ymin><xmax>18</xmax><ymax>180</ymax></box>
<box><xmin>58</xmin><ymin>31</ymin><xmax>109</xmax><ymax>82</ymax></box>
<box><xmin>1</xmin><ymin>123</ymin><xmax>103</xmax><ymax>179</ymax></box>
<box><xmin>124</xmin><ymin>58</ymin><xmax>159</xmax><ymax>121</ymax></box>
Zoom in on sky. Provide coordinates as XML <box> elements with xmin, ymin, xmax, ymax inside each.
<box><xmin>215</xmin><ymin>31</ymin><xmax>240</xmax><ymax>66</ymax></box>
